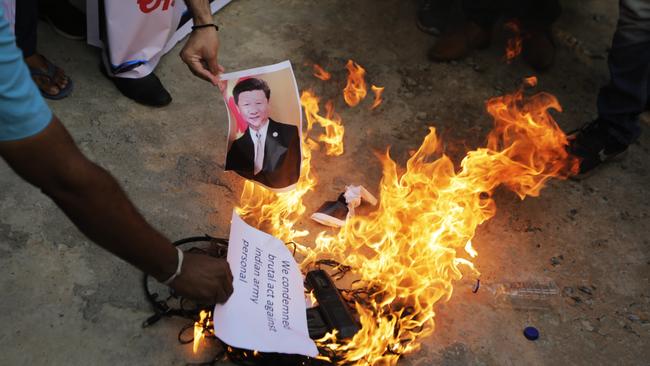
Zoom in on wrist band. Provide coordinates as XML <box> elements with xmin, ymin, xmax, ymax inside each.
<box><xmin>191</xmin><ymin>23</ymin><xmax>219</xmax><ymax>32</ymax></box>
<box><xmin>162</xmin><ymin>247</ymin><xmax>184</xmax><ymax>285</ymax></box>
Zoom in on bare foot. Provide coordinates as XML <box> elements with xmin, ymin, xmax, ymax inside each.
<box><xmin>24</xmin><ymin>54</ymin><xmax>69</xmax><ymax>96</ymax></box>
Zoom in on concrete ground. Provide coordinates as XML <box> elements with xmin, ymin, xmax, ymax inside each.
<box><xmin>1</xmin><ymin>0</ymin><xmax>648</xmax><ymax>365</ymax></box>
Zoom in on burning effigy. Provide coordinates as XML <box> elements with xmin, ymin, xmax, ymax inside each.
<box><xmin>146</xmin><ymin>60</ymin><xmax>579</xmax><ymax>366</ymax></box>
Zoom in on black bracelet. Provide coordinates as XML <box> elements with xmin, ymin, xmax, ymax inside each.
<box><xmin>191</xmin><ymin>23</ymin><xmax>219</xmax><ymax>32</ymax></box>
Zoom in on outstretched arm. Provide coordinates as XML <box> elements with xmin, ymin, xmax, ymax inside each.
<box><xmin>0</xmin><ymin>117</ymin><xmax>233</xmax><ymax>304</ymax></box>
<box><xmin>181</xmin><ymin>0</ymin><xmax>224</xmax><ymax>85</ymax></box>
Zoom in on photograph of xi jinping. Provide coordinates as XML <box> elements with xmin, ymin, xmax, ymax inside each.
<box><xmin>225</xmin><ymin>77</ymin><xmax>301</xmax><ymax>189</ymax></box>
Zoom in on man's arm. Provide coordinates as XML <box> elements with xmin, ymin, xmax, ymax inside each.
<box><xmin>0</xmin><ymin>117</ymin><xmax>233</xmax><ymax>304</ymax></box>
<box><xmin>181</xmin><ymin>0</ymin><xmax>224</xmax><ymax>85</ymax></box>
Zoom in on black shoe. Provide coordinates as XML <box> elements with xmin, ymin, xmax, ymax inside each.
<box><xmin>311</xmin><ymin>194</ymin><xmax>348</xmax><ymax>227</ymax></box>
<box><xmin>101</xmin><ymin>64</ymin><xmax>172</xmax><ymax>107</ymax></box>
<box><xmin>39</xmin><ymin>0</ymin><xmax>86</xmax><ymax>40</ymax></box>
<box><xmin>567</xmin><ymin>119</ymin><xmax>629</xmax><ymax>179</ymax></box>
<box><xmin>113</xmin><ymin>73</ymin><xmax>172</xmax><ymax>107</ymax></box>
<box><xmin>417</xmin><ymin>0</ymin><xmax>452</xmax><ymax>35</ymax></box>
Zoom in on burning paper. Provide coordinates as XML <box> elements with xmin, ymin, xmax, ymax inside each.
<box><xmin>219</xmin><ymin>61</ymin><xmax>303</xmax><ymax>192</ymax></box>
<box><xmin>213</xmin><ymin>210</ymin><xmax>318</xmax><ymax>357</ymax></box>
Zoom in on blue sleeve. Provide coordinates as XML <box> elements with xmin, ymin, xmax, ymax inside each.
<box><xmin>0</xmin><ymin>6</ymin><xmax>52</xmax><ymax>142</ymax></box>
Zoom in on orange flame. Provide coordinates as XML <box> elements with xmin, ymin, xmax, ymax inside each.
<box><xmin>370</xmin><ymin>85</ymin><xmax>385</xmax><ymax>109</ymax></box>
<box><xmin>193</xmin><ymin>310</ymin><xmax>210</xmax><ymax>353</ymax></box>
<box><xmin>235</xmin><ymin>76</ymin><xmax>578</xmax><ymax>365</ymax></box>
<box><xmin>305</xmin><ymin>290</ymin><xmax>318</xmax><ymax>308</ymax></box>
<box><xmin>300</xmin><ymin>78</ymin><xmax>578</xmax><ymax>364</ymax></box>
<box><xmin>343</xmin><ymin>60</ymin><xmax>368</xmax><ymax>107</ymax></box>
<box><xmin>504</xmin><ymin>20</ymin><xmax>522</xmax><ymax>63</ymax></box>
<box><xmin>312</xmin><ymin>64</ymin><xmax>332</xmax><ymax>81</ymax></box>
<box><xmin>301</xmin><ymin>90</ymin><xmax>345</xmax><ymax>156</ymax></box>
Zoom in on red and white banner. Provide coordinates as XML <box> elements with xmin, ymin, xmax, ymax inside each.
<box><xmin>87</xmin><ymin>0</ymin><xmax>232</xmax><ymax>78</ymax></box>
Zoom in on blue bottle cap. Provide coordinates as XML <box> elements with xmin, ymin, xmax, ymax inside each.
<box><xmin>524</xmin><ymin>326</ymin><xmax>539</xmax><ymax>341</ymax></box>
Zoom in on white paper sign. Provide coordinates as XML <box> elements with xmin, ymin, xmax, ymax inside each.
<box><xmin>213</xmin><ymin>210</ymin><xmax>318</xmax><ymax>357</ymax></box>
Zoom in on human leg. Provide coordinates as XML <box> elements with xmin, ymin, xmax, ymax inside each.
<box><xmin>38</xmin><ymin>0</ymin><xmax>86</xmax><ymax>40</ymax></box>
<box><xmin>15</xmin><ymin>0</ymin><xmax>72</xmax><ymax>99</ymax></box>
<box><xmin>98</xmin><ymin>0</ymin><xmax>172</xmax><ymax>107</ymax></box>
<box><xmin>569</xmin><ymin>0</ymin><xmax>650</xmax><ymax>176</ymax></box>
<box><xmin>597</xmin><ymin>0</ymin><xmax>650</xmax><ymax>144</ymax></box>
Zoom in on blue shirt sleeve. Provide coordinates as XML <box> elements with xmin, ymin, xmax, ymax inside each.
<box><xmin>0</xmin><ymin>6</ymin><xmax>52</xmax><ymax>142</ymax></box>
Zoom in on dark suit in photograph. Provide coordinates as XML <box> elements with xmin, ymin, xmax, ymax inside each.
<box><xmin>225</xmin><ymin>118</ymin><xmax>301</xmax><ymax>189</ymax></box>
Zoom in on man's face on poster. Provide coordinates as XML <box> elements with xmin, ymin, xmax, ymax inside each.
<box><xmin>236</xmin><ymin>90</ymin><xmax>271</xmax><ymax>131</ymax></box>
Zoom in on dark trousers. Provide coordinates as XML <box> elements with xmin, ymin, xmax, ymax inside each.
<box><xmin>462</xmin><ymin>0</ymin><xmax>561</xmax><ymax>29</ymax></box>
<box><xmin>15</xmin><ymin>0</ymin><xmax>39</xmax><ymax>58</ymax></box>
<box><xmin>597</xmin><ymin>0</ymin><xmax>650</xmax><ymax>145</ymax></box>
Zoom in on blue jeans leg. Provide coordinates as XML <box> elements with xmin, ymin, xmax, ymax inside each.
<box><xmin>597</xmin><ymin>0</ymin><xmax>650</xmax><ymax>145</ymax></box>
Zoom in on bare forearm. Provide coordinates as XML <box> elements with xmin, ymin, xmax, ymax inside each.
<box><xmin>1</xmin><ymin>118</ymin><xmax>234</xmax><ymax>303</ymax></box>
<box><xmin>42</xmin><ymin>162</ymin><xmax>177</xmax><ymax>282</ymax></box>
<box><xmin>184</xmin><ymin>0</ymin><xmax>213</xmax><ymax>24</ymax></box>
<box><xmin>0</xmin><ymin>118</ymin><xmax>177</xmax><ymax>281</ymax></box>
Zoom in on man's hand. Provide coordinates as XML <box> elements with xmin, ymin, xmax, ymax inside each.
<box><xmin>180</xmin><ymin>27</ymin><xmax>224</xmax><ymax>85</ymax></box>
<box><xmin>169</xmin><ymin>253</ymin><xmax>234</xmax><ymax>304</ymax></box>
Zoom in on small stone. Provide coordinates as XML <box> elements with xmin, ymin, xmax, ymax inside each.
<box><xmin>403</xmin><ymin>92</ymin><xmax>415</xmax><ymax>98</ymax></box>
<box><xmin>581</xmin><ymin>320</ymin><xmax>595</xmax><ymax>332</ymax></box>
<box><xmin>416</xmin><ymin>112</ymin><xmax>428</xmax><ymax>120</ymax></box>
<box><xmin>550</xmin><ymin>257</ymin><xmax>562</xmax><ymax>266</ymax></box>
<box><xmin>570</xmin><ymin>296</ymin><xmax>583</xmax><ymax>304</ymax></box>
<box><xmin>570</xmin><ymin>209</ymin><xmax>578</xmax><ymax>216</ymax></box>
<box><xmin>427</xmin><ymin>86</ymin><xmax>433</xmax><ymax>91</ymax></box>
<box><xmin>628</xmin><ymin>314</ymin><xmax>641</xmax><ymax>322</ymax></box>
<box><xmin>578</xmin><ymin>286</ymin><xmax>593</xmax><ymax>295</ymax></box>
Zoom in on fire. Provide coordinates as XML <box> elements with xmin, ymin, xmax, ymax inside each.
<box><xmin>306</xmin><ymin>290</ymin><xmax>318</xmax><ymax>308</ymax></box>
<box><xmin>233</xmin><ymin>73</ymin><xmax>578</xmax><ymax>364</ymax></box>
<box><xmin>370</xmin><ymin>85</ymin><xmax>385</xmax><ymax>109</ymax></box>
<box><xmin>300</xmin><ymin>76</ymin><xmax>578</xmax><ymax>364</ymax></box>
<box><xmin>313</xmin><ymin>64</ymin><xmax>332</xmax><ymax>81</ymax></box>
<box><xmin>193</xmin><ymin>310</ymin><xmax>211</xmax><ymax>353</ymax></box>
<box><xmin>343</xmin><ymin>60</ymin><xmax>368</xmax><ymax>107</ymax></box>
<box><xmin>301</xmin><ymin>90</ymin><xmax>345</xmax><ymax>156</ymax></box>
<box><xmin>504</xmin><ymin>20</ymin><xmax>523</xmax><ymax>63</ymax></box>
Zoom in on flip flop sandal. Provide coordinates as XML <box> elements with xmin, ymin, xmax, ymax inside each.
<box><xmin>29</xmin><ymin>58</ymin><xmax>73</xmax><ymax>100</ymax></box>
